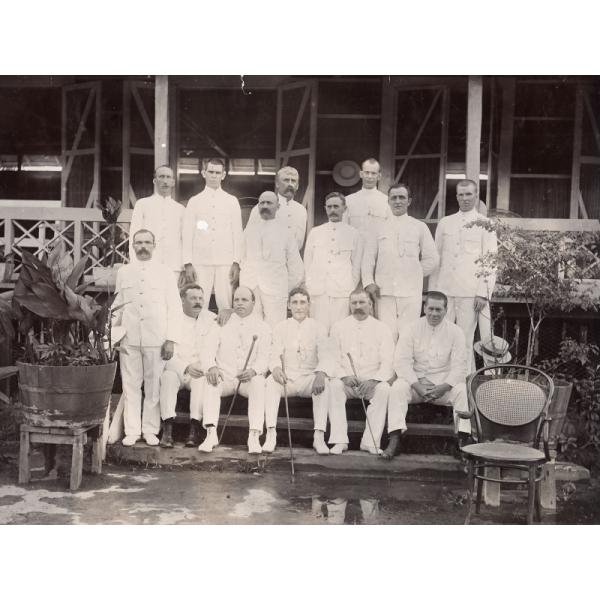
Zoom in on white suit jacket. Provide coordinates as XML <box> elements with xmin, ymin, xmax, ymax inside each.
<box><xmin>304</xmin><ymin>221</ymin><xmax>363</xmax><ymax>298</ymax></box>
<box><xmin>269</xmin><ymin>317</ymin><xmax>334</xmax><ymax>380</ymax></box>
<box><xmin>202</xmin><ymin>313</ymin><xmax>272</xmax><ymax>380</ymax></box>
<box><xmin>247</xmin><ymin>194</ymin><xmax>307</xmax><ymax>250</ymax></box>
<box><xmin>342</xmin><ymin>188</ymin><xmax>391</xmax><ymax>239</ymax></box>
<box><xmin>330</xmin><ymin>315</ymin><xmax>394</xmax><ymax>381</ymax></box>
<box><xmin>394</xmin><ymin>316</ymin><xmax>466</xmax><ymax>387</ymax></box>
<box><xmin>362</xmin><ymin>213</ymin><xmax>439</xmax><ymax>297</ymax></box>
<box><xmin>112</xmin><ymin>262</ymin><xmax>183</xmax><ymax>347</ymax></box>
<box><xmin>182</xmin><ymin>186</ymin><xmax>243</xmax><ymax>266</ymax></box>
<box><xmin>128</xmin><ymin>194</ymin><xmax>184</xmax><ymax>272</ymax></box>
<box><xmin>240</xmin><ymin>218</ymin><xmax>304</xmax><ymax>297</ymax></box>
<box><xmin>173</xmin><ymin>310</ymin><xmax>217</xmax><ymax>368</ymax></box>
<box><xmin>428</xmin><ymin>208</ymin><xmax>497</xmax><ymax>298</ymax></box>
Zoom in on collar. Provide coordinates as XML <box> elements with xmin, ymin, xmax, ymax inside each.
<box><xmin>391</xmin><ymin>213</ymin><xmax>409</xmax><ymax>221</ymax></box>
<box><xmin>459</xmin><ymin>208</ymin><xmax>479</xmax><ymax>221</ymax></box>
<box><xmin>277</xmin><ymin>193</ymin><xmax>290</xmax><ymax>206</ymax></box>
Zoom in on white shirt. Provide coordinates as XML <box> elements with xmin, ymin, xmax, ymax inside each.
<box><xmin>247</xmin><ymin>193</ymin><xmax>307</xmax><ymax>250</ymax></box>
<box><xmin>240</xmin><ymin>218</ymin><xmax>304</xmax><ymax>297</ymax></box>
<box><xmin>174</xmin><ymin>310</ymin><xmax>217</xmax><ymax>368</ymax></box>
<box><xmin>394</xmin><ymin>316</ymin><xmax>466</xmax><ymax>387</ymax></box>
<box><xmin>330</xmin><ymin>315</ymin><xmax>394</xmax><ymax>381</ymax></box>
<box><xmin>429</xmin><ymin>208</ymin><xmax>497</xmax><ymax>298</ymax></box>
<box><xmin>182</xmin><ymin>186</ymin><xmax>243</xmax><ymax>266</ymax></box>
<box><xmin>304</xmin><ymin>221</ymin><xmax>363</xmax><ymax>298</ymax></box>
<box><xmin>362</xmin><ymin>213</ymin><xmax>439</xmax><ymax>297</ymax></box>
<box><xmin>343</xmin><ymin>188</ymin><xmax>391</xmax><ymax>240</ymax></box>
<box><xmin>112</xmin><ymin>261</ymin><xmax>183</xmax><ymax>347</ymax></box>
<box><xmin>129</xmin><ymin>194</ymin><xmax>184</xmax><ymax>272</ymax></box>
<box><xmin>269</xmin><ymin>317</ymin><xmax>334</xmax><ymax>380</ymax></box>
<box><xmin>202</xmin><ymin>312</ymin><xmax>272</xmax><ymax>380</ymax></box>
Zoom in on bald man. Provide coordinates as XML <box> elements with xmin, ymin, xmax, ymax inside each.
<box><xmin>246</xmin><ymin>166</ymin><xmax>307</xmax><ymax>249</ymax></box>
<box><xmin>240</xmin><ymin>191</ymin><xmax>304</xmax><ymax>327</ymax></box>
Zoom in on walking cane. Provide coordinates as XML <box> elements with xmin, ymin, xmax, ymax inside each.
<box><xmin>280</xmin><ymin>353</ymin><xmax>295</xmax><ymax>482</ymax></box>
<box><xmin>219</xmin><ymin>334</ymin><xmax>258</xmax><ymax>444</ymax></box>
<box><xmin>347</xmin><ymin>352</ymin><xmax>381</xmax><ymax>455</ymax></box>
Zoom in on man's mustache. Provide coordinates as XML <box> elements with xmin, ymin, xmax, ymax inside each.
<box><xmin>353</xmin><ymin>308</ymin><xmax>366</xmax><ymax>314</ymax></box>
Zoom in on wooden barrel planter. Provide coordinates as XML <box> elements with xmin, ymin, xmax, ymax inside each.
<box><xmin>548</xmin><ymin>379</ymin><xmax>573</xmax><ymax>446</ymax></box>
<box><xmin>16</xmin><ymin>362</ymin><xmax>117</xmax><ymax>428</ymax></box>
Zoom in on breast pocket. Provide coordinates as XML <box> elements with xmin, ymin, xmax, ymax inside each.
<box><xmin>461</xmin><ymin>230</ymin><xmax>481</xmax><ymax>255</ymax></box>
<box><xmin>401</xmin><ymin>233</ymin><xmax>420</xmax><ymax>258</ymax></box>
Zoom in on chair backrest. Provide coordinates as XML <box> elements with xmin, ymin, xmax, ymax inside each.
<box><xmin>467</xmin><ymin>365</ymin><xmax>554</xmax><ymax>445</ymax></box>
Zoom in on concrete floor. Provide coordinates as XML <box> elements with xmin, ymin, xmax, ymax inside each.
<box><xmin>0</xmin><ymin>443</ymin><xmax>598</xmax><ymax>525</ymax></box>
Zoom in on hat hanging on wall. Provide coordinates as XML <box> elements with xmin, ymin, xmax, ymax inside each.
<box><xmin>332</xmin><ymin>160</ymin><xmax>361</xmax><ymax>187</ymax></box>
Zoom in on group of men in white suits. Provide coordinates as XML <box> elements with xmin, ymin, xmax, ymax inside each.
<box><xmin>111</xmin><ymin>157</ymin><xmax>497</xmax><ymax>458</ymax></box>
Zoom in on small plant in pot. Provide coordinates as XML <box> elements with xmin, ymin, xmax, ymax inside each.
<box><xmin>0</xmin><ymin>242</ymin><xmax>118</xmax><ymax>428</ymax></box>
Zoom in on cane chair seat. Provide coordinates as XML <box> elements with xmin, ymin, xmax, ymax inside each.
<box><xmin>461</xmin><ymin>441</ymin><xmax>546</xmax><ymax>463</ymax></box>
<box><xmin>476</xmin><ymin>379</ymin><xmax>546</xmax><ymax>426</ymax></box>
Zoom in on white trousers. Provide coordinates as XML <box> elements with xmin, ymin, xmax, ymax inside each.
<box><xmin>388</xmin><ymin>379</ymin><xmax>471</xmax><ymax>434</ymax></box>
<box><xmin>159</xmin><ymin>357</ymin><xmax>206</xmax><ymax>422</ymax></box>
<box><xmin>201</xmin><ymin>374</ymin><xmax>266</xmax><ymax>431</ymax></box>
<box><xmin>334</xmin><ymin>381</ymin><xmax>390</xmax><ymax>450</ymax></box>
<box><xmin>377</xmin><ymin>295</ymin><xmax>423</xmax><ymax>341</ymax></box>
<box><xmin>264</xmin><ymin>375</ymin><xmax>348</xmax><ymax>444</ymax></box>
<box><xmin>446</xmin><ymin>296</ymin><xmax>491</xmax><ymax>373</ymax></box>
<box><xmin>310</xmin><ymin>295</ymin><xmax>350</xmax><ymax>333</ymax></box>
<box><xmin>253</xmin><ymin>286</ymin><xmax>287</xmax><ymax>327</ymax></box>
<box><xmin>194</xmin><ymin>264</ymin><xmax>232</xmax><ymax>310</ymax></box>
<box><xmin>120</xmin><ymin>345</ymin><xmax>164</xmax><ymax>437</ymax></box>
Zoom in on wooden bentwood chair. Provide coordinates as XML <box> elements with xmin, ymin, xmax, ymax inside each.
<box><xmin>461</xmin><ymin>365</ymin><xmax>554</xmax><ymax>525</ymax></box>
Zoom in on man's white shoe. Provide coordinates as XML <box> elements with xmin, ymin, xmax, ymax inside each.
<box><xmin>313</xmin><ymin>430</ymin><xmax>329</xmax><ymax>455</ymax></box>
<box><xmin>198</xmin><ymin>426</ymin><xmax>219</xmax><ymax>453</ymax></box>
<box><xmin>144</xmin><ymin>433</ymin><xmax>160</xmax><ymax>446</ymax></box>
<box><xmin>262</xmin><ymin>428</ymin><xmax>277</xmax><ymax>453</ymax></box>
<box><xmin>121</xmin><ymin>435</ymin><xmax>139</xmax><ymax>447</ymax></box>
<box><xmin>330</xmin><ymin>443</ymin><xmax>348</xmax><ymax>455</ymax></box>
<box><xmin>360</xmin><ymin>444</ymin><xmax>383</xmax><ymax>455</ymax></box>
<box><xmin>248</xmin><ymin>430</ymin><xmax>262</xmax><ymax>454</ymax></box>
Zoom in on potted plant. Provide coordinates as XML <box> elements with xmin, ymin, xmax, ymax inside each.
<box><xmin>91</xmin><ymin>195</ymin><xmax>124</xmax><ymax>288</ymax></box>
<box><xmin>0</xmin><ymin>242</ymin><xmax>117</xmax><ymax>428</ymax></box>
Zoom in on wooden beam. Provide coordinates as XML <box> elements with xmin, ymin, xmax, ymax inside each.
<box><xmin>305</xmin><ymin>80</ymin><xmax>318</xmax><ymax>232</ymax></box>
<box><xmin>154</xmin><ymin>76</ymin><xmax>169</xmax><ymax>168</ymax></box>
<box><xmin>122</xmin><ymin>81</ymin><xmax>131</xmax><ymax>207</ymax></box>
<box><xmin>378</xmin><ymin>77</ymin><xmax>396</xmax><ymax>193</ymax></box>
<box><xmin>570</xmin><ymin>85</ymin><xmax>584</xmax><ymax>218</ymax></box>
<box><xmin>438</xmin><ymin>87</ymin><xmax>450</xmax><ymax>219</ymax></box>
<box><xmin>92</xmin><ymin>81</ymin><xmax>101</xmax><ymax>208</ymax></box>
<box><xmin>466</xmin><ymin>75</ymin><xmax>483</xmax><ymax>185</ymax></box>
<box><xmin>486</xmin><ymin>76</ymin><xmax>495</xmax><ymax>204</ymax></box>
<box><xmin>496</xmin><ymin>77</ymin><xmax>516</xmax><ymax>211</ymax></box>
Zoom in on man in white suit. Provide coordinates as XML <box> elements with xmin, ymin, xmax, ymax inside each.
<box><xmin>182</xmin><ymin>158</ymin><xmax>243</xmax><ymax>310</ymax></box>
<box><xmin>343</xmin><ymin>158</ymin><xmax>391</xmax><ymax>240</ymax></box>
<box><xmin>199</xmin><ymin>286</ymin><xmax>272</xmax><ymax>454</ymax></box>
<box><xmin>158</xmin><ymin>283</ymin><xmax>217</xmax><ymax>448</ymax></box>
<box><xmin>304</xmin><ymin>192</ymin><xmax>363</xmax><ymax>332</ymax></box>
<box><xmin>362</xmin><ymin>183</ymin><xmax>439</xmax><ymax>340</ymax></box>
<box><xmin>428</xmin><ymin>179</ymin><xmax>497</xmax><ymax>372</ymax></box>
<box><xmin>128</xmin><ymin>165</ymin><xmax>184</xmax><ymax>278</ymax></box>
<box><xmin>112</xmin><ymin>229</ymin><xmax>183</xmax><ymax>447</ymax></box>
<box><xmin>264</xmin><ymin>288</ymin><xmax>347</xmax><ymax>455</ymax></box>
<box><xmin>246</xmin><ymin>166</ymin><xmax>307</xmax><ymax>250</ymax></box>
<box><xmin>240</xmin><ymin>191</ymin><xmax>304</xmax><ymax>327</ymax></box>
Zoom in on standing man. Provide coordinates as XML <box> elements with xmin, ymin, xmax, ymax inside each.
<box><xmin>158</xmin><ymin>284</ymin><xmax>217</xmax><ymax>448</ymax></box>
<box><xmin>199</xmin><ymin>286</ymin><xmax>271</xmax><ymax>454</ymax></box>
<box><xmin>429</xmin><ymin>179</ymin><xmax>497</xmax><ymax>372</ymax></box>
<box><xmin>343</xmin><ymin>158</ymin><xmax>391</xmax><ymax>240</ymax></box>
<box><xmin>330</xmin><ymin>290</ymin><xmax>395</xmax><ymax>455</ymax></box>
<box><xmin>264</xmin><ymin>288</ymin><xmax>347</xmax><ymax>455</ymax></box>
<box><xmin>362</xmin><ymin>183</ymin><xmax>439</xmax><ymax>340</ymax></box>
<box><xmin>112</xmin><ymin>229</ymin><xmax>183</xmax><ymax>447</ymax></box>
<box><xmin>128</xmin><ymin>165</ymin><xmax>184</xmax><ymax>278</ymax></box>
<box><xmin>240</xmin><ymin>191</ymin><xmax>304</xmax><ymax>327</ymax></box>
<box><xmin>182</xmin><ymin>158</ymin><xmax>243</xmax><ymax>310</ymax></box>
<box><xmin>385</xmin><ymin>291</ymin><xmax>470</xmax><ymax>459</ymax></box>
<box><xmin>304</xmin><ymin>192</ymin><xmax>363</xmax><ymax>332</ymax></box>
<box><xmin>247</xmin><ymin>166</ymin><xmax>307</xmax><ymax>249</ymax></box>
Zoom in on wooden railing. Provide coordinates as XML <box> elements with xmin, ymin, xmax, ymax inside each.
<box><xmin>1</xmin><ymin>206</ymin><xmax>134</xmax><ymax>281</ymax></box>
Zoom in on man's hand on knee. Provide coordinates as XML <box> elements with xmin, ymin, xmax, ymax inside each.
<box><xmin>358</xmin><ymin>379</ymin><xmax>379</xmax><ymax>400</ymax></box>
<box><xmin>272</xmin><ymin>366</ymin><xmax>287</xmax><ymax>386</ymax></box>
<box><xmin>312</xmin><ymin>371</ymin><xmax>326</xmax><ymax>395</ymax></box>
<box><xmin>186</xmin><ymin>361</ymin><xmax>204</xmax><ymax>379</ymax></box>
<box><xmin>237</xmin><ymin>368</ymin><xmax>257</xmax><ymax>383</ymax></box>
<box><xmin>206</xmin><ymin>366</ymin><xmax>222</xmax><ymax>386</ymax></box>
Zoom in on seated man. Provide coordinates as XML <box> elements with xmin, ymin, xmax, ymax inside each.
<box><xmin>330</xmin><ymin>289</ymin><xmax>395</xmax><ymax>455</ymax></box>
<box><xmin>264</xmin><ymin>287</ymin><xmax>346</xmax><ymax>455</ymax></box>
<box><xmin>158</xmin><ymin>284</ymin><xmax>217</xmax><ymax>448</ymax></box>
<box><xmin>199</xmin><ymin>285</ymin><xmax>271</xmax><ymax>454</ymax></box>
<box><xmin>385</xmin><ymin>291</ymin><xmax>471</xmax><ymax>459</ymax></box>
